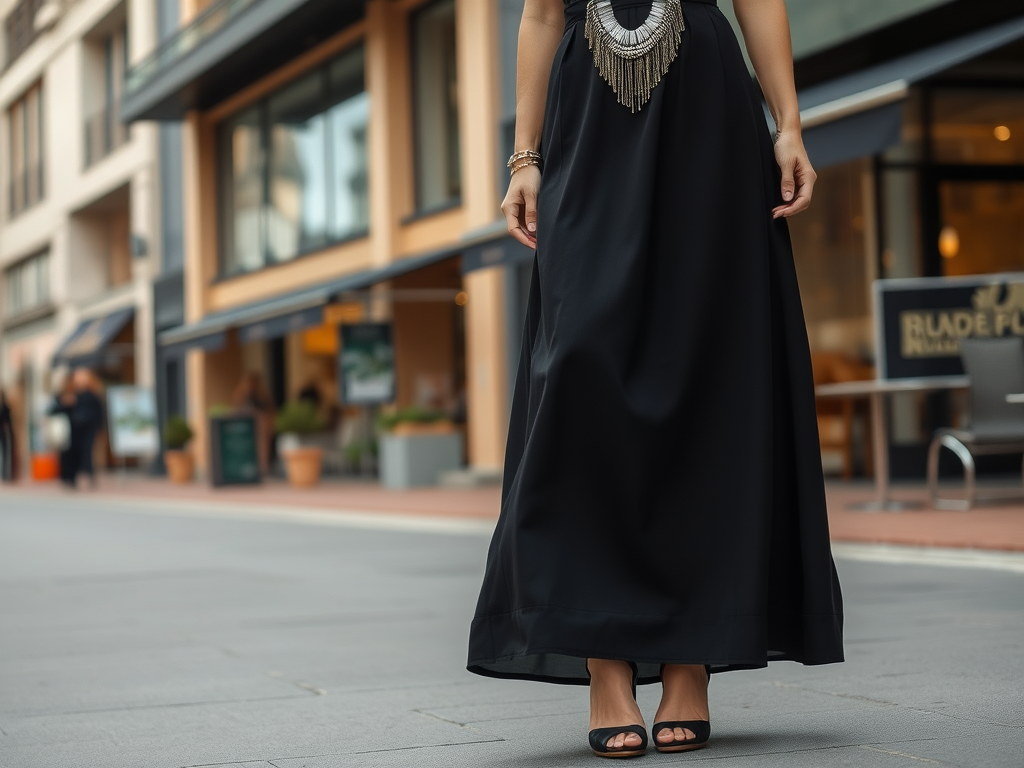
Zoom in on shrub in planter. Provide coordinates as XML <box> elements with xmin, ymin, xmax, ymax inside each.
<box><xmin>274</xmin><ymin>401</ymin><xmax>328</xmax><ymax>487</ymax></box>
<box><xmin>376</xmin><ymin>406</ymin><xmax>453</xmax><ymax>436</ymax></box>
<box><xmin>163</xmin><ymin>416</ymin><xmax>195</xmax><ymax>484</ymax></box>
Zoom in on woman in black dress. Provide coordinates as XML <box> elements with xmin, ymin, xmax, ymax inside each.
<box><xmin>468</xmin><ymin>0</ymin><xmax>844</xmax><ymax>758</ymax></box>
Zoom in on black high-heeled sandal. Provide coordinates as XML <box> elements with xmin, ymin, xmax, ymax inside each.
<box><xmin>652</xmin><ymin>664</ymin><xmax>712</xmax><ymax>753</ymax></box>
<box><xmin>587</xmin><ymin>661</ymin><xmax>648</xmax><ymax>759</ymax></box>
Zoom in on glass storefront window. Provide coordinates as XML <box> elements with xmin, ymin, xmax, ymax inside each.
<box><xmin>788</xmin><ymin>159</ymin><xmax>873</xmax><ymax>358</ymax></box>
<box><xmin>879</xmin><ymin>168</ymin><xmax>922</xmax><ymax>279</ymax></box>
<box><xmin>218</xmin><ymin>44</ymin><xmax>369</xmax><ymax>276</ymax></box>
<box><xmin>328</xmin><ymin>49</ymin><xmax>370</xmax><ymax>241</ymax></box>
<box><xmin>268</xmin><ymin>72</ymin><xmax>329</xmax><ymax>262</ymax></box>
<box><xmin>939</xmin><ymin>181</ymin><xmax>1024</xmax><ymax>276</ymax></box>
<box><xmin>412</xmin><ymin>0</ymin><xmax>461</xmax><ymax>211</ymax></box>
<box><xmin>932</xmin><ymin>88</ymin><xmax>1024</xmax><ymax>165</ymax></box>
<box><xmin>221</xmin><ymin>107</ymin><xmax>264</xmax><ymax>273</ymax></box>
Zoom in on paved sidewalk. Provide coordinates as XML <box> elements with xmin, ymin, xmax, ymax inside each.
<box><xmin>3</xmin><ymin>474</ymin><xmax>1024</xmax><ymax>550</ymax></box>
<box><xmin>2</xmin><ymin>492</ymin><xmax>1023</xmax><ymax>768</ymax></box>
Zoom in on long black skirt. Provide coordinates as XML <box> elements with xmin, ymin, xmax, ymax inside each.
<box><xmin>468</xmin><ymin>0</ymin><xmax>844</xmax><ymax>686</ymax></box>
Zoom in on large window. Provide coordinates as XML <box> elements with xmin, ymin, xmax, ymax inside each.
<box><xmin>7</xmin><ymin>82</ymin><xmax>44</xmax><ymax>217</ymax></box>
<box><xmin>4</xmin><ymin>250</ymin><xmax>50</xmax><ymax>318</ymax></box>
<box><xmin>411</xmin><ymin>0</ymin><xmax>461</xmax><ymax>212</ymax></box>
<box><xmin>3</xmin><ymin>0</ymin><xmax>43</xmax><ymax>68</ymax></box>
<box><xmin>219</xmin><ymin>44</ymin><xmax>369</xmax><ymax>275</ymax></box>
<box><xmin>84</xmin><ymin>23</ymin><xmax>130</xmax><ymax>168</ymax></box>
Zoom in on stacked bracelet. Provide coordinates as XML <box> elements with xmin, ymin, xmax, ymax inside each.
<box><xmin>508</xmin><ymin>149</ymin><xmax>542</xmax><ymax>176</ymax></box>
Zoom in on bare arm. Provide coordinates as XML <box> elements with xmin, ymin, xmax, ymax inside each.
<box><xmin>502</xmin><ymin>0</ymin><xmax>564</xmax><ymax>248</ymax></box>
<box><xmin>733</xmin><ymin>0</ymin><xmax>815</xmax><ymax>218</ymax></box>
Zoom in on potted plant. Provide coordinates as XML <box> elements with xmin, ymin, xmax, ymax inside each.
<box><xmin>274</xmin><ymin>401</ymin><xmax>327</xmax><ymax>487</ymax></box>
<box><xmin>377</xmin><ymin>406</ymin><xmax>462</xmax><ymax>489</ymax></box>
<box><xmin>164</xmin><ymin>415</ymin><xmax>195</xmax><ymax>484</ymax></box>
<box><xmin>376</xmin><ymin>406</ymin><xmax>454</xmax><ymax>436</ymax></box>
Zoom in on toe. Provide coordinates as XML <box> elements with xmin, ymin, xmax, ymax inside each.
<box><xmin>674</xmin><ymin>726</ymin><xmax>686</xmax><ymax>742</ymax></box>
<box><xmin>624</xmin><ymin>732</ymin><xmax>642</xmax><ymax>747</ymax></box>
<box><xmin>684</xmin><ymin>728</ymin><xmax>696</xmax><ymax>740</ymax></box>
<box><xmin>657</xmin><ymin>727</ymin><xmax>674</xmax><ymax>744</ymax></box>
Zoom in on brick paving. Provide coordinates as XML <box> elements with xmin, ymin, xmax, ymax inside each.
<box><xmin>3</xmin><ymin>473</ymin><xmax>1023</xmax><ymax>550</ymax></box>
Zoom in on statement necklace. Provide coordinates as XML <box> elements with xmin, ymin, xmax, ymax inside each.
<box><xmin>584</xmin><ymin>0</ymin><xmax>685</xmax><ymax>113</ymax></box>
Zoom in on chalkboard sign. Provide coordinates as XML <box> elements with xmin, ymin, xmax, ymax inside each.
<box><xmin>339</xmin><ymin>323</ymin><xmax>396</xmax><ymax>405</ymax></box>
<box><xmin>209</xmin><ymin>414</ymin><xmax>261</xmax><ymax>487</ymax></box>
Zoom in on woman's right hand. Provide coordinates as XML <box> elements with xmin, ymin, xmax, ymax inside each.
<box><xmin>501</xmin><ymin>165</ymin><xmax>541</xmax><ymax>249</ymax></box>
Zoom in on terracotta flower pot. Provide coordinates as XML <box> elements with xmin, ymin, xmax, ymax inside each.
<box><xmin>282</xmin><ymin>446</ymin><xmax>323</xmax><ymax>488</ymax></box>
<box><xmin>164</xmin><ymin>449</ymin><xmax>194</xmax><ymax>484</ymax></box>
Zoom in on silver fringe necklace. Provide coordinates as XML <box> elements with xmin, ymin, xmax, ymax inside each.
<box><xmin>584</xmin><ymin>0</ymin><xmax>685</xmax><ymax>113</ymax></box>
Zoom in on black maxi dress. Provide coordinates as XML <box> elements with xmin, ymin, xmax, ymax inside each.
<box><xmin>468</xmin><ymin>0</ymin><xmax>844</xmax><ymax>686</ymax></box>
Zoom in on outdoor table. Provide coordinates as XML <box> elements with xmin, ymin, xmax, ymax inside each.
<box><xmin>1007</xmin><ymin>394</ymin><xmax>1024</xmax><ymax>404</ymax></box>
<box><xmin>815</xmin><ymin>376</ymin><xmax>970</xmax><ymax>512</ymax></box>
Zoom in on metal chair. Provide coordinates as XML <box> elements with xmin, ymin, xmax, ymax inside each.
<box><xmin>927</xmin><ymin>337</ymin><xmax>1024</xmax><ymax>510</ymax></box>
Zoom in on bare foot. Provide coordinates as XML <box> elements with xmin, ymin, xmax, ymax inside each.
<box><xmin>654</xmin><ymin>664</ymin><xmax>710</xmax><ymax>745</ymax></box>
<box><xmin>588</xmin><ymin>659</ymin><xmax>645</xmax><ymax>751</ymax></box>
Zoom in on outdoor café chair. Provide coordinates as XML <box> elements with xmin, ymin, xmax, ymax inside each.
<box><xmin>927</xmin><ymin>337</ymin><xmax>1024</xmax><ymax>511</ymax></box>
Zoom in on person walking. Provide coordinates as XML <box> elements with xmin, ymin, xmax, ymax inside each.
<box><xmin>468</xmin><ymin>0</ymin><xmax>844</xmax><ymax>758</ymax></box>
<box><xmin>0</xmin><ymin>388</ymin><xmax>14</xmax><ymax>482</ymax></box>
<box><xmin>72</xmin><ymin>369</ymin><xmax>105</xmax><ymax>489</ymax></box>
<box><xmin>49</xmin><ymin>376</ymin><xmax>80</xmax><ymax>488</ymax></box>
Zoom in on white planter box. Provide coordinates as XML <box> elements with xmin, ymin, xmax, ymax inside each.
<box><xmin>379</xmin><ymin>432</ymin><xmax>463</xmax><ymax>489</ymax></box>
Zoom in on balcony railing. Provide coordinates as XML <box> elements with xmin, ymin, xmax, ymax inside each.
<box><xmin>124</xmin><ymin>0</ymin><xmax>261</xmax><ymax>99</ymax></box>
<box><xmin>8</xmin><ymin>162</ymin><xmax>44</xmax><ymax>217</ymax></box>
<box><xmin>84</xmin><ymin>100</ymin><xmax>129</xmax><ymax>168</ymax></box>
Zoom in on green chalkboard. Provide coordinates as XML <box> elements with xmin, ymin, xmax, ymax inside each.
<box><xmin>209</xmin><ymin>415</ymin><xmax>261</xmax><ymax>487</ymax></box>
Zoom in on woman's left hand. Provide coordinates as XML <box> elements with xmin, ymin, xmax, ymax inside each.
<box><xmin>772</xmin><ymin>130</ymin><xmax>816</xmax><ymax>219</ymax></box>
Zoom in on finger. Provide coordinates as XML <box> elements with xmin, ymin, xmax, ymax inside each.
<box><xmin>523</xmin><ymin>190</ymin><xmax>538</xmax><ymax>235</ymax></box>
<box><xmin>502</xmin><ymin>202</ymin><xmax>534</xmax><ymax>248</ymax></box>
<box><xmin>774</xmin><ymin>189</ymin><xmax>812</xmax><ymax>218</ymax></box>
<box><xmin>779</xmin><ymin>157</ymin><xmax>797</xmax><ymax>203</ymax></box>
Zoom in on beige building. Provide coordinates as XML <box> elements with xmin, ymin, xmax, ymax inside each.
<box><xmin>123</xmin><ymin>0</ymin><xmax>529</xmax><ymax>478</ymax></box>
<box><xmin>0</xmin><ymin>0</ymin><xmax>164</xmax><ymax>473</ymax></box>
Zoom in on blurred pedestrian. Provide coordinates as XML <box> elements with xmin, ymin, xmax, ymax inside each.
<box><xmin>0</xmin><ymin>388</ymin><xmax>14</xmax><ymax>482</ymax></box>
<box><xmin>72</xmin><ymin>368</ymin><xmax>105</xmax><ymax>489</ymax></box>
<box><xmin>470</xmin><ymin>0</ymin><xmax>843</xmax><ymax>758</ymax></box>
<box><xmin>48</xmin><ymin>375</ymin><xmax>79</xmax><ymax>488</ymax></box>
<box><xmin>232</xmin><ymin>371</ymin><xmax>275</xmax><ymax>475</ymax></box>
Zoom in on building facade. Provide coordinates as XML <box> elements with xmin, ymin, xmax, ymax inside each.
<box><xmin>0</xmin><ymin>0</ymin><xmax>163</xmax><ymax>475</ymax></box>
<box><xmin>123</xmin><ymin>0</ymin><xmax>530</xmax><ymax>477</ymax></box>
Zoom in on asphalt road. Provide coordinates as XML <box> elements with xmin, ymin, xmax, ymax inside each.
<box><xmin>1</xmin><ymin>492</ymin><xmax>1022</xmax><ymax>768</ymax></box>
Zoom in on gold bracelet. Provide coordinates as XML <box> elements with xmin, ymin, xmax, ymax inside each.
<box><xmin>509</xmin><ymin>157</ymin><xmax>541</xmax><ymax>176</ymax></box>
<box><xmin>507</xmin><ymin>149</ymin><xmax>542</xmax><ymax>169</ymax></box>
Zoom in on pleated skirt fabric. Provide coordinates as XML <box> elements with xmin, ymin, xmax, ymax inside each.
<box><xmin>468</xmin><ymin>0</ymin><xmax>844</xmax><ymax>686</ymax></box>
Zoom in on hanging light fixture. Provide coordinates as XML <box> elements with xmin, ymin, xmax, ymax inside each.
<box><xmin>938</xmin><ymin>226</ymin><xmax>960</xmax><ymax>260</ymax></box>
<box><xmin>994</xmin><ymin>125</ymin><xmax>1011</xmax><ymax>142</ymax></box>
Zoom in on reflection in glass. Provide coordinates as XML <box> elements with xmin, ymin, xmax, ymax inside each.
<box><xmin>268</xmin><ymin>73</ymin><xmax>329</xmax><ymax>262</ymax></box>
<box><xmin>940</xmin><ymin>181</ymin><xmax>1024</xmax><ymax>276</ymax></box>
<box><xmin>218</xmin><ymin>44</ymin><xmax>369</xmax><ymax>275</ymax></box>
<box><xmin>932</xmin><ymin>88</ymin><xmax>1024</xmax><ymax>164</ymax></box>
<box><xmin>412</xmin><ymin>0</ymin><xmax>461</xmax><ymax>210</ymax></box>
<box><xmin>328</xmin><ymin>50</ymin><xmax>370</xmax><ymax>240</ymax></box>
<box><xmin>788</xmin><ymin>159</ymin><xmax>873</xmax><ymax>358</ymax></box>
<box><xmin>221</xmin><ymin>107</ymin><xmax>264</xmax><ymax>274</ymax></box>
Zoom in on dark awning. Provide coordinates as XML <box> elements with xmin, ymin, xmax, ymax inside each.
<box><xmin>122</xmin><ymin>0</ymin><xmax>364</xmax><ymax>122</ymax></box>
<box><xmin>52</xmin><ymin>307</ymin><xmax>135</xmax><ymax>369</ymax></box>
<box><xmin>158</xmin><ymin>240</ymin><xmax>483</xmax><ymax>353</ymax></box>
<box><xmin>796</xmin><ymin>14</ymin><xmax>1024</xmax><ymax>168</ymax></box>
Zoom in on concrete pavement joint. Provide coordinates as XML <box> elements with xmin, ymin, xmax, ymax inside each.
<box><xmin>10</xmin><ymin>693</ymin><xmax>316</xmax><ymax>718</ymax></box>
<box><xmin>771</xmin><ymin>681</ymin><xmax>1024</xmax><ymax>730</ymax></box>
<box><xmin>859</xmin><ymin>745</ymin><xmax>953</xmax><ymax>765</ymax></box>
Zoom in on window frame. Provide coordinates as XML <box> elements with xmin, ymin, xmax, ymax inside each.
<box><xmin>7</xmin><ymin>81</ymin><xmax>44</xmax><ymax>218</ymax></box>
<box><xmin>409</xmin><ymin>0</ymin><xmax>462</xmax><ymax>215</ymax></box>
<box><xmin>216</xmin><ymin>41</ymin><xmax>370</xmax><ymax>278</ymax></box>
